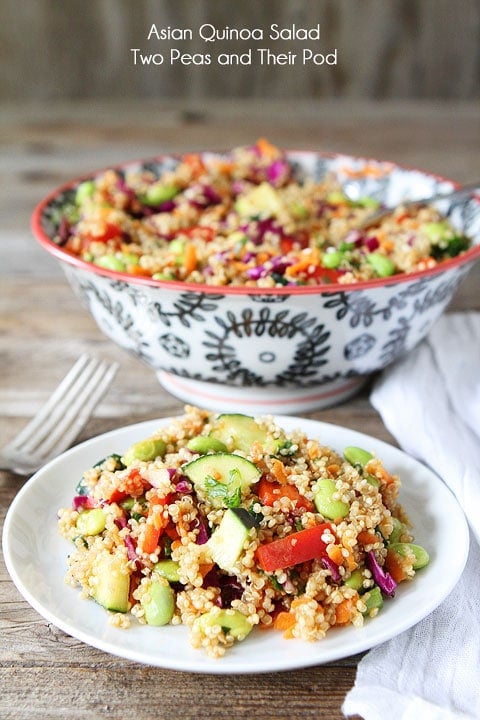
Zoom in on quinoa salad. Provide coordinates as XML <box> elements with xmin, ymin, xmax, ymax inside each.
<box><xmin>53</xmin><ymin>139</ymin><xmax>470</xmax><ymax>288</ymax></box>
<box><xmin>58</xmin><ymin>407</ymin><xmax>429</xmax><ymax>658</ymax></box>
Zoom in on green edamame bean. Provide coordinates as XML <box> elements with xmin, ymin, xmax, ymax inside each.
<box><xmin>76</xmin><ymin>508</ymin><xmax>106</xmax><ymax>536</ymax></box>
<box><xmin>117</xmin><ymin>252</ymin><xmax>139</xmax><ymax>266</ymax></box>
<box><xmin>95</xmin><ymin>255</ymin><xmax>126</xmax><ymax>272</ymax></box>
<box><xmin>141</xmin><ymin>580</ymin><xmax>175</xmax><ymax>626</ymax></box>
<box><xmin>152</xmin><ymin>271</ymin><xmax>176</xmax><ymax>281</ymax></box>
<box><xmin>344</xmin><ymin>446</ymin><xmax>374</xmax><ymax>468</ymax></box>
<box><xmin>186</xmin><ymin>436</ymin><xmax>228</xmax><ymax>454</ymax></box>
<box><xmin>195</xmin><ymin>608</ymin><xmax>252</xmax><ymax>640</ymax></box>
<box><xmin>362</xmin><ymin>586</ymin><xmax>383</xmax><ymax>615</ymax></box>
<box><xmin>75</xmin><ymin>180</ymin><xmax>95</xmax><ymax>205</ymax></box>
<box><xmin>421</xmin><ymin>221</ymin><xmax>451</xmax><ymax>242</ymax></box>
<box><xmin>366</xmin><ymin>253</ymin><xmax>396</xmax><ymax>277</ymax></box>
<box><xmin>122</xmin><ymin>438</ymin><xmax>167</xmax><ymax>466</ymax></box>
<box><xmin>154</xmin><ymin>559</ymin><xmax>181</xmax><ymax>583</ymax></box>
<box><xmin>314</xmin><ymin>478</ymin><xmax>350</xmax><ymax>520</ymax></box>
<box><xmin>143</xmin><ymin>183</ymin><xmax>179</xmax><ymax>207</ymax></box>
<box><xmin>326</xmin><ymin>191</ymin><xmax>348</xmax><ymax>204</ymax></box>
<box><xmin>389</xmin><ymin>543</ymin><xmax>430</xmax><ymax>570</ymax></box>
<box><xmin>322</xmin><ymin>251</ymin><xmax>344</xmax><ymax>269</ymax></box>
<box><xmin>355</xmin><ymin>197</ymin><xmax>380</xmax><ymax>209</ymax></box>
<box><xmin>366</xmin><ymin>474</ymin><xmax>380</xmax><ymax>488</ymax></box>
<box><xmin>388</xmin><ymin>517</ymin><xmax>406</xmax><ymax>544</ymax></box>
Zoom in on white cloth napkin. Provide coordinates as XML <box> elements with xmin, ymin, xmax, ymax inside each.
<box><xmin>343</xmin><ymin>312</ymin><xmax>480</xmax><ymax>720</ymax></box>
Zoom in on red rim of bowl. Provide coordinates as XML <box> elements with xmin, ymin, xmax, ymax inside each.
<box><xmin>31</xmin><ymin>150</ymin><xmax>480</xmax><ymax>297</ymax></box>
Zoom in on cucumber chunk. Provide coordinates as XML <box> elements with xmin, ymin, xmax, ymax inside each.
<box><xmin>362</xmin><ymin>586</ymin><xmax>383</xmax><ymax>615</ymax></box>
<box><xmin>194</xmin><ymin>608</ymin><xmax>253</xmax><ymax>640</ymax></box>
<box><xmin>76</xmin><ymin>508</ymin><xmax>106</xmax><ymax>536</ymax></box>
<box><xmin>182</xmin><ymin>453</ymin><xmax>260</xmax><ymax>508</ymax></box>
<box><xmin>209</xmin><ymin>413</ymin><xmax>269</xmax><ymax>454</ymax></box>
<box><xmin>208</xmin><ymin>508</ymin><xmax>258</xmax><ymax>572</ymax></box>
<box><xmin>93</xmin><ymin>553</ymin><xmax>130</xmax><ymax>613</ymax></box>
<box><xmin>344</xmin><ymin>568</ymin><xmax>365</xmax><ymax>591</ymax></box>
<box><xmin>154</xmin><ymin>559</ymin><xmax>181</xmax><ymax>583</ymax></box>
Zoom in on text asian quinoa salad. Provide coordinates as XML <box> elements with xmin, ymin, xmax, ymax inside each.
<box><xmin>58</xmin><ymin>407</ymin><xmax>429</xmax><ymax>658</ymax></box>
<box><xmin>51</xmin><ymin>139</ymin><xmax>470</xmax><ymax>288</ymax></box>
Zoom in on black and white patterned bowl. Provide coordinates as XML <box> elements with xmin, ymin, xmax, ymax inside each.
<box><xmin>32</xmin><ymin>151</ymin><xmax>480</xmax><ymax>413</ymax></box>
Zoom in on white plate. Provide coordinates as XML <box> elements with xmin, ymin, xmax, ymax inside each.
<box><xmin>3</xmin><ymin>416</ymin><xmax>469</xmax><ymax>674</ymax></box>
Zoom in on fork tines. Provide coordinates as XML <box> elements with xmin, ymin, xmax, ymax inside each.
<box><xmin>3</xmin><ymin>354</ymin><xmax>119</xmax><ymax>469</ymax></box>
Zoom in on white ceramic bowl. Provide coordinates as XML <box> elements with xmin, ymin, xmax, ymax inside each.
<box><xmin>32</xmin><ymin>151</ymin><xmax>480</xmax><ymax>413</ymax></box>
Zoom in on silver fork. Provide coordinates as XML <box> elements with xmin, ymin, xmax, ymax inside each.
<box><xmin>0</xmin><ymin>354</ymin><xmax>119</xmax><ymax>475</ymax></box>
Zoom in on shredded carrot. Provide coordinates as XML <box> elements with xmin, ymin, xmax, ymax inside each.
<box><xmin>291</xmin><ymin>596</ymin><xmax>313</xmax><ymax>610</ymax></box>
<box><xmin>183</xmin><ymin>244</ymin><xmax>197</xmax><ymax>274</ymax></box>
<box><xmin>357</xmin><ymin>531</ymin><xmax>380</xmax><ymax>546</ymax></box>
<box><xmin>127</xmin><ymin>264</ymin><xmax>152</xmax><ymax>277</ymax></box>
<box><xmin>285</xmin><ymin>248</ymin><xmax>320</xmax><ymax>277</ymax></box>
<box><xmin>307</xmin><ymin>442</ymin><xmax>321</xmax><ymax>460</ymax></box>
<box><xmin>138</xmin><ymin>493</ymin><xmax>171</xmax><ymax>553</ymax></box>
<box><xmin>342</xmin><ymin>163</ymin><xmax>391</xmax><ymax>179</ymax></box>
<box><xmin>198</xmin><ymin>563</ymin><xmax>215</xmax><ymax>579</ymax></box>
<box><xmin>335</xmin><ymin>596</ymin><xmax>356</xmax><ymax>625</ymax></box>
<box><xmin>273</xmin><ymin>611</ymin><xmax>296</xmax><ymax>632</ymax></box>
<box><xmin>385</xmin><ymin>548</ymin><xmax>409</xmax><ymax>583</ymax></box>
<box><xmin>380</xmin><ymin>239</ymin><xmax>395</xmax><ymax>253</ymax></box>
<box><xmin>327</xmin><ymin>544</ymin><xmax>344</xmax><ymax>566</ymax></box>
<box><xmin>366</xmin><ymin>460</ymin><xmax>395</xmax><ymax>485</ymax></box>
<box><xmin>273</xmin><ymin>611</ymin><xmax>296</xmax><ymax>638</ymax></box>
<box><xmin>341</xmin><ymin>539</ymin><xmax>358</xmax><ymax>571</ymax></box>
<box><xmin>256</xmin><ymin>137</ymin><xmax>279</xmax><ymax>159</ymax></box>
<box><xmin>182</xmin><ymin>153</ymin><xmax>206</xmax><ymax>178</ymax></box>
<box><xmin>272</xmin><ymin>458</ymin><xmax>288</xmax><ymax>485</ymax></box>
<box><xmin>327</xmin><ymin>463</ymin><xmax>340</xmax><ymax>477</ymax></box>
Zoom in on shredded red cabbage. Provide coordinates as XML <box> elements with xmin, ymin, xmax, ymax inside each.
<box><xmin>246</xmin><ymin>264</ymin><xmax>268</xmax><ymax>280</ymax></box>
<box><xmin>58</xmin><ymin>216</ymin><xmax>71</xmax><ymax>245</ymax></box>
<box><xmin>344</xmin><ymin>229</ymin><xmax>364</xmax><ymax>247</ymax></box>
<box><xmin>365</xmin><ymin>236</ymin><xmax>380</xmax><ymax>252</ymax></box>
<box><xmin>366</xmin><ymin>550</ymin><xmax>397</xmax><ymax>597</ymax></box>
<box><xmin>321</xmin><ymin>556</ymin><xmax>342</xmax><ymax>583</ymax></box>
<box><xmin>116</xmin><ymin>176</ymin><xmax>137</xmax><ymax>202</ymax></box>
<box><xmin>240</xmin><ymin>218</ymin><xmax>283</xmax><ymax>246</ymax></box>
<box><xmin>218</xmin><ymin>575</ymin><xmax>243</xmax><ymax>607</ymax></box>
<box><xmin>192</xmin><ymin>516</ymin><xmax>209</xmax><ymax>544</ymax></box>
<box><xmin>72</xmin><ymin>495</ymin><xmax>95</xmax><ymax>510</ymax></box>
<box><xmin>267</xmin><ymin>159</ymin><xmax>290</xmax><ymax>187</ymax></box>
<box><xmin>114</xmin><ymin>517</ymin><xmax>139</xmax><ymax>565</ymax></box>
<box><xmin>175</xmin><ymin>478</ymin><xmax>193</xmax><ymax>494</ymax></box>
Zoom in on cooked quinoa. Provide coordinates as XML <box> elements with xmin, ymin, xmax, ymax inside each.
<box><xmin>53</xmin><ymin>139</ymin><xmax>470</xmax><ymax>287</ymax></box>
<box><xmin>58</xmin><ymin>406</ymin><xmax>428</xmax><ymax>658</ymax></box>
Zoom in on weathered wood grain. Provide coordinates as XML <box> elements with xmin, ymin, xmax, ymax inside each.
<box><xmin>1</xmin><ymin>0</ymin><xmax>479</xmax><ymax>101</ymax></box>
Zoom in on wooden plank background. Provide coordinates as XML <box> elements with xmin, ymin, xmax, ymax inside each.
<box><xmin>1</xmin><ymin>0</ymin><xmax>480</xmax><ymax>101</ymax></box>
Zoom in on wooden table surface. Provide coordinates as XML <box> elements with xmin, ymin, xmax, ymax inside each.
<box><xmin>1</xmin><ymin>99</ymin><xmax>479</xmax><ymax>720</ymax></box>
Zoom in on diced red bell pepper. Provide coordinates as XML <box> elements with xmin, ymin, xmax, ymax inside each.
<box><xmin>182</xmin><ymin>225</ymin><xmax>216</xmax><ymax>242</ymax></box>
<box><xmin>308</xmin><ymin>266</ymin><xmax>344</xmax><ymax>284</ymax></box>
<box><xmin>140</xmin><ymin>493</ymin><xmax>173</xmax><ymax>555</ymax></box>
<box><xmin>258</xmin><ymin>477</ymin><xmax>314</xmax><ymax>512</ymax></box>
<box><xmin>256</xmin><ymin>523</ymin><xmax>334</xmax><ymax>572</ymax></box>
<box><xmin>80</xmin><ymin>222</ymin><xmax>123</xmax><ymax>250</ymax></box>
